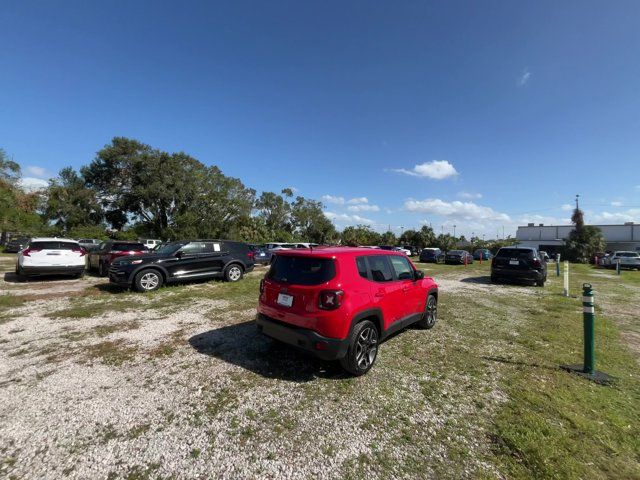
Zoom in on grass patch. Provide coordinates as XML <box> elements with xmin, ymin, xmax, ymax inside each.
<box><xmin>84</xmin><ymin>340</ymin><xmax>138</xmax><ymax>366</ymax></box>
<box><xmin>94</xmin><ymin>320</ymin><xmax>140</xmax><ymax>337</ymax></box>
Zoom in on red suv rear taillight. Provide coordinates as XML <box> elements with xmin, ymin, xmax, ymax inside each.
<box><xmin>319</xmin><ymin>290</ymin><xmax>344</xmax><ymax>310</ymax></box>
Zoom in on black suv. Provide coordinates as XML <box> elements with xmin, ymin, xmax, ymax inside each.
<box><xmin>491</xmin><ymin>246</ymin><xmax>547</xmax><ymax>286</ymax></box>
<box><xmin>109</xmin><ymin>240</ymin><xmax>255</xmax><ymax>292</ymax></box>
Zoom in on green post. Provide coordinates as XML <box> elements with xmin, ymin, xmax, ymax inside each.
<box><xmin>582</xmin><ymin>283</ymin><xmax>595</xmax><ymax>374</ymax></box>
<box><xmin>616</xmin><ymin>259</ymin><xmax>621</xmax><ymax>275</ymax></box>
<box><xmin>561</xmin><ymin>283</ymin><xmax>613</xmax><ymax>384</ymax></box>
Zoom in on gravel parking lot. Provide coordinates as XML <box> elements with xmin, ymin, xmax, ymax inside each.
<box><xmin>1</xmin><ymin>255</ymin><xmax>639</xmax><ymax>479</ymax></box>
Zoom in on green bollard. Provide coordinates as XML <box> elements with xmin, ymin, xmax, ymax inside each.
<box><xmin>582</xmin><ymin>284</ymin><xmax>595</xmax><ymax>374</ymax></box>
<box><xmin>561</xmin><ymin>283</ymin><xmax>614</xmax><ymax>384</ymax></box>
<box><xmin>616</xmin><ymin>259</ymin><xmax>621</xmax><ymax>275</ymax></box>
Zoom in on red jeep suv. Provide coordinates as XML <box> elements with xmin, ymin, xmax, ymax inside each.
<box><xmin>256</xmin><ymin>247</ymin><xmax>438</xmax><ymax>375</ymax></box>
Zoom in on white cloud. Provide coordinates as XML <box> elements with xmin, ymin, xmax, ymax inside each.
<box><xmin>324</xmin><ymin>211</ymin><xmax>374</xmax><ymax>225</ymax></box>
<box><xmin>25</xmin><ymin>166</ymin><xmax>47</xmax><ymax>177</ymax></box>
<box><xmin>322</xmin><ymin>195</ymin><xmax>369</xmax><ymax>206</ymax></box>
<box><xmin>347</xmin><ymin>204</ymin><xmax>380</xmax><ymax>212</ymax></box>
<box><xmin>392</xmin><ymin>160</ymin><xmax>458</xmax><ymax>180</ymax></box>
<box><xmin>589</xmin><ymin>209</ymin><xmax>640</xmax><ymax>224</ymax></box>
<box><xmin>610</xmin><ymin>201</ymin><xmax>623</xmax><ymax>207</ymax></box>
<box><xmin>321</xmin><ymin>195</ymin><xmax>345</xmax><ymax>205</ymax></box>
<box><xmin>403</xmin><ymin>198</ymin><xmax>510</xmax><ymax>222</ymax></box>
<box><xmin>19</xmin><ymin>177</ymin><xmax>49</xmax><ymax>191</ymax></box>
<box><xmin>560</xmin><ymin>204</ymin><xmax>573</xmax><ymax>211</ymax></box>
<box><xmin>457</xmin><ymin>191</ymin><xmax>482</xmax><ymax>200</ymax></box>
<box><xmin>518</xmin><ymin>69</ymin><xmax>531</xmax><ymax>86</ymax></box>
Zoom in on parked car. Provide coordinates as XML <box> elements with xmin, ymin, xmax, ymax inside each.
<box><xmin>4</xmin><ymin>237</ymin><xmax>31</xmax><ymax>253</ymax></box>
<box><xmin>491</xmin><ymin>246</ymin><xmax>547</xmax><ymax>286</ymax></box>
<box><xmin>252</xmin><ymin>245</ymin><xmax>273</xmax><ymax>265</ymax></box>
<box><xmin>140</xmin><ymin>239</ymin><xmax>163</xmax><ymax>250</ymax></box>
<box><xmin>15</xmin><ymin>238</ymin><xmax>86</xmax><ymax>278</ymax></box>
<box><xmin>538</xmin><ymin>250</ymin><xmax>550</xmax><ymax>263</ymax></box>
<box><xmin>445</xmin><ymin>250</ymin><xmax>474</xmax><ymax>265</ymax></box>
<box><xmin>393</xmin><ymin>246</ymin><xmax>411</xmax><ymax>255</ymax></box>
<box><xmin>419</xmin><ymin>248</ymin><xmax>443</xmax><ymax>263</ymax></box>
<box><xmin>109</xmin><ymin>239</ymin><xmax>255</xmax><ymax>292</ymax></box>
<box><xmin>473</xmin><ymin>249</ymin><xmax>492</xmax><ymax>261</ymax></box>
<box><xmin>605</xmin><ymin>251</ymin><xmax>640</xmax><ymax>270</ymax></box>
<box><xmin>77</xmin><ymin>239</ymin><xmax>102</xmax><ymax>252</ymax></box>
<box><xmin>256</xmin><ymin>247</ymin><xmax>438</xmax><ymax>375</ymax></box>
<box><xmin>88</xmin><ymin>241</ymin><xmax>150</xmax><ymax>276</ymax></box>
<box><xmin>402</xmin><ymin>245</ymin><xmax>419</xmax><ymax>256</ymax></box>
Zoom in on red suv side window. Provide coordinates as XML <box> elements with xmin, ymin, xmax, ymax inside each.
<box><xmin>367</xmin><ymin>255</ymin><xmax>393</xmax><ymax>282</ymax></box>
<box><xmin>355</xmin><ymin>256</ymin><xmax>369</xmax><ymax>280</ymax></box>
<box><xmin>389</xmin><ymin>255</ymin><xmax>414</xmax><ymax>281</ymax></box>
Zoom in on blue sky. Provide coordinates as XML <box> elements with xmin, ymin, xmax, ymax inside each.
<box><xmin>2</xmin><ymin>0</ymin><xmax>639</xmax><ymax>238</ymax></box>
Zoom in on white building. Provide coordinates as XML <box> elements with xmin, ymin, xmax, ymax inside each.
<box><xmin>516</xmin><ymin>222</ymin><xmax>639</xmax><ymax>254</ymax></box>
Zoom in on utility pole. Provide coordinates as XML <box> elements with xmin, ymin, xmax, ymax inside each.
<box><xmin>453</xmin><ymin>225</ymin><xmax>457</xmax><ymax>238</ymax></box>
<box><xmin>575</xmin><ymin>194</ymin><xmax>580</xmax><ymax>210</ymax></box>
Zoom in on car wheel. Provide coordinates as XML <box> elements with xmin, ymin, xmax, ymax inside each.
<box><xmin>134</xmin><ymin>269</ymin><xmax>163</xmax><ymax>292</ymax></box>
<box><xmin>339</xmin><ymin>320</ymin><xmax>379</xmax><ymax>376</ymax></box>
<box><xmin>536</xmin><ymin>278</ymin><xmax>545</xmax><ymax>287</ymax></box>
<box><xmin>224</xmin><ymin>264</ymin><xmax>243</xmax><ymax>282</ymax></box>
<box><xmin>416</xmin><ymin>294</ymin><xmax>437</xmax><ymax>329</ymax></box>
<box><xmin>75</xmin><ymin>271</ymin><xmax>85</xmax><ymax>279</ymax></box>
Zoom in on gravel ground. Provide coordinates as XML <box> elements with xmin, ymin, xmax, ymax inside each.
<box><xmin>0</xmin><ymin>258</ymin><xmax>530</xmax><ymax>479</ymax></box>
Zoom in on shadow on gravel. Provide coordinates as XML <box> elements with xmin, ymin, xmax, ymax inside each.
<box><xmin>189</xmin><ymin>320</ymin><xmax>349</xmax><ymax>382</ymax></box>
<box><xmin>459</xmin><ymin>276</ymin><xmax>492</xmax><ymax>285</ymax></box>
<box><xmin>3</xmin><ymin>272</ymin><xmax>79</xmax><ymax>283</ymax></box>
<box><xmin>482</xmin><ymin>355</ymin><xmax>558</xmax><ymax>372</ymax></box>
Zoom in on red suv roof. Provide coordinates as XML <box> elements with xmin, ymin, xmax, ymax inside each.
<box><xmin>273</xmin><ymin>246</ymin><xmax>400</xmax><ymax>258</ymax></box>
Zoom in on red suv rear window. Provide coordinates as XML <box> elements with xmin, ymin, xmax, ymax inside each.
<box><xmin>268</xmin><ymin>255</ymin><xmax>336</xmax><ymax>285</ymax></box>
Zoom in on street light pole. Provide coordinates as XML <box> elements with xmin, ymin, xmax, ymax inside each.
<box><xmin>453</xmin><ymin>225</ymin><xmax>457</xmax><ymax>238</ymax></box>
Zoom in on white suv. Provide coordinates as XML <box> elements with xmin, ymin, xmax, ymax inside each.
<box><xmin>16</xmin><ymin>238</ymin><xmax>86</xmax><ymax>278</ymax></box>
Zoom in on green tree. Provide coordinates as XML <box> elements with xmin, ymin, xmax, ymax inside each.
<box><xmin>341</xmin><ymin>225</ymin><xmax>380</xmax><ymax>246</ymax></box>
<box><xmin>435</xmin><ymin>233</ymin><xmax>457</xmax><ymax>252</ymax></box>
<box><xmin>379</xmin><ymin>231</ymin><xmax>397</xmax><ymax>245</ymax></box>
<box><xmin>290</xmin><ymin>196</ymin><xmax>337</xmax><ymax>243</ymax></box>
<box><xmin>82</xmin><ymin>137</ymin><xmax>255</xmax><ymax>239</ymax></box>
<box><xmin>43</xmin><ymin>167</ymin><xmax>104</xmax><ymax>233</ymax></box>
<box><xmin>1</xmin><ymin>149</ymin><xmax>44</xmax><ymax>242</ymax></box>
<box><xmin>566</xmin><ymin>208</ymin><xmax>605</xmax><ymax>262</ymax></box>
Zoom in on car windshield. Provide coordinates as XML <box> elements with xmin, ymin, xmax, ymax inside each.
<box><xmin>496</xmin><ymin>248</ymin><xmax>534</xmax><ymax>259</ymax></box>
<box><xmin>268</xmin><ymin>255</ymin><xmax>336</xmax><ymax>285</ymax></box>
<box><xmin>29</xmin><ymin>241</ymin><xmax>77</xmax><ymax>250</ymax></box>
<box><xmin>112</xmin><ymin>243</ymin><xmax>147</xmax><ymax>252</ymax></box>
<box><xmin>617</xmin><ymin>252</ymin><xmax>639</xmax><ymax>257</ymax></box>
<box><xmin>154</xmin><ymin>242</ymin><xmax>184</xmax><ymax>255</ymax></box>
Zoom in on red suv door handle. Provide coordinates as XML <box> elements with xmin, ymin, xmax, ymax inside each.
<box><xmin>374</xmin><ymin>289</ymin><xmax>385</xmax><ymax>298</ymax></box>
<box><xmin>402</xmin><ymin>285</ymin><xmax>410</xmax><ymax>292</ymax></box>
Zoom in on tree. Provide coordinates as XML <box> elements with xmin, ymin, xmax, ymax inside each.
<box><xmin>379</xmin><ymin>231</ymin><xmax>397</xmax><ymax>245</ymax></box>
<box><xmin>435</xmin><ymin>233</ymin><xmax>456</xmax><ymax>252</ymax></box>
<box><xmin>1</xmin><ymin>149</ymin><xmax>44</xmax><ymax>242</ymax></box>
<box><xmin>341</xmin><ymin>225</ymin><xmax>380</xmax><ymax>246</ymax></box>
<box><xmin>82</xmin><ymin>137</ymin><xmax>255</xmax><ymax>239</ymax></box>
<box><xmin>566</xmin><ymin>207</ymin><xmax>605</xmax><ymax>262</ymax></box>
<box><xmin>254</xmin><ymin>190</ymin><xmax>293</xmax><ymax>236</ymax></box>
<box><xmin>43</xmin><ymin>167</ymin><xmax>104</xmax><ymax>233</ymax></box>
<box><xmin>290</xmin><ymin>196</ymin><xmax>337</xmax><ymax>243</ymax></box>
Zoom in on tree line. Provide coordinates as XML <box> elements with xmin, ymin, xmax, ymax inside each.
<box><xmin>1</xmin><ymin>138</ymin><xmax>516</xmax><ymax>251</ymax></box>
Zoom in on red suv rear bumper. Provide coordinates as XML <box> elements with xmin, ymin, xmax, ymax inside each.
<box><xmin>256</xmin><ymin>313</ymin><xmax>349</xmax><ymax>361</ymax></box>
